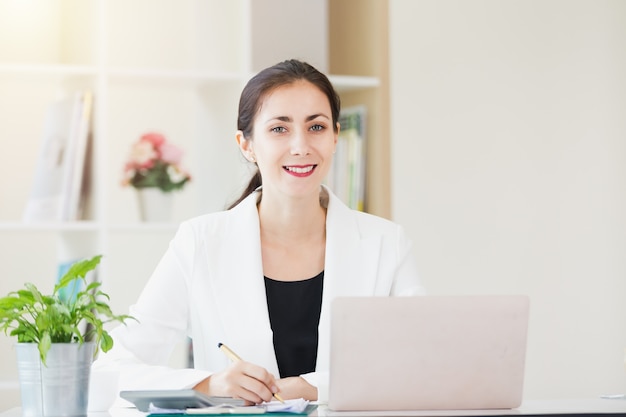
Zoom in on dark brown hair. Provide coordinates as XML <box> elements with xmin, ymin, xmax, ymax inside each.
<box><xmin>227</xmin><ymin>59</ymin><xmax>341</xmax><ymax>209</ymax></box>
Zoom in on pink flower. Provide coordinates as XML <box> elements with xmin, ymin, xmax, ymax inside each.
<box><xmin>128</xmin><ymin>141</ymin><xmax>157</xmax><ymax>169</ymax></box>
<box><xmin>159</xmin><ymin>142</ymin><xmax>184</xmax><ymax>165</ymax></box>
<box><xmin>140</xmin><ymin>132</ymin><xmax>166</xmax><ymax>148</ymax></box>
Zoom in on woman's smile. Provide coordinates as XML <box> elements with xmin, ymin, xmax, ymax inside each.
<box><xmin>284</xmin><ymin>164</ymin><xmax>317</xmax><ymax>177</ymax></box>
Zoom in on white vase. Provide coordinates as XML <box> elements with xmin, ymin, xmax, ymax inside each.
<box><xmin>136</xmin><ymin>188</ymin><xmax>173</xmax><ymax>222</ymax></box>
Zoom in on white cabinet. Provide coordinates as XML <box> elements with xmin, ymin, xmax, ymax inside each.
<box><xmin>0</xmin><ymin>0</ymin><xmax>379</xmax><ymax>402</ymax></box>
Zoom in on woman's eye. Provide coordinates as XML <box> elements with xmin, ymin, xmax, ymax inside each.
<box><xmin>271</xmin><ymin>126</ymin><xmax>286</xmax><ymax>133</ymax></box>
<box><xmin>310</xmin><ymin>124</ymin><xmax>324</xmax><ymax>132</ymax></box>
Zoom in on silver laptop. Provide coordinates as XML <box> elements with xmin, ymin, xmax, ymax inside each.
<box><xmin>328</xmin><ymin>295</ymin><xmax>530</xmax><ymax>411</ymax></box>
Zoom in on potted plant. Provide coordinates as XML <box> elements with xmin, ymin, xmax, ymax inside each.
<box><xmin>122</xmin><ymin>132</ymin><xmax>192</xmax><ymax>222</ymax></box>
<box><xmin>0</xmin><ymin>255</ymin><xmax>133</xmax><ymax>417</ymax></box>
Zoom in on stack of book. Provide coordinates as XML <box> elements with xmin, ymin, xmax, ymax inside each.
<box><xmin>23</xmin><ymin>91</ymin><xmax>93</xmax><ymax>223</ymax></box>
<box><xmin>327</xmin><ymin>106</ymin><xmax>367</xmax><ymax>211</ymax></box>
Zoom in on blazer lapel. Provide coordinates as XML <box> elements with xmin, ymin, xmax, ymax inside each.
<box><xmin>316</xmin><ymin>188</ymin><xmax>382</xmax><ymax>372</ymax></box>
<box><xmin>210</xmin><ymin>191</ymin><xmax>279</xmax><ymax>375</ymax></box>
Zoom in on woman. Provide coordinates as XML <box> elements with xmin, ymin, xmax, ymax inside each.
<box><xmin>95</xmin><ymin>59</ymin><xmax>423</xmax><ymax>404</ymax></box>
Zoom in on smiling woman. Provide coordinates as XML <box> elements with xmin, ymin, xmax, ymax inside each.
<box><xmin>93</xmin><ymin>59</ymin><xmax>424</xmax><ymax>405</ymax></box>
<box><xmin>237</xmin><ymin>79</ymin><xmax>336</xmax><ymax>202</ymax></box>
<box><xmin>230</xmin><ymin>60</ymin><xmax>341</xmax><ymax>209</ymax></box>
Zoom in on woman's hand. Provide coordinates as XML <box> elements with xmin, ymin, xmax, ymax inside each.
<box><xmin>275</xmin><ymin>377</ymin><xmax>318</xmax><ymax>401</ymax></box>
<box><xmin>194</xmin><ymin>361</ymin><xmax>280</xmax><ymax>404</ymax></box>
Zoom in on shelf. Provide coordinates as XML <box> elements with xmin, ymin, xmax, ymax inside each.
<box><xmin>328</xmin><ymin>75</ymin><xmax>380</xmax><ymax>92</ymax></box>
<box><xmin>0</xmin><ymin>64</ymin><xmax>380</xmax><ymax>93</ymax></box>
<box><xmin>106</xmin><ymin>67</ymin><xmax>247</xmax><ymax>87</ymax></box>
<box><xmin>107</xmin><ymin>71</ymin><xmax>380</xmax><ymax>92</ymax></box>
<box><xmin>106</xmin><ymin>223</ymin><xmax>179</xmax><ymax>233</ymax></box>
<box><xmin>0</xmin><ymin>222</ymin><xmax>184</xmax><ymax>234</ymax></box>
<box><xmin>0</xmin><ymin>64</ymin><xmax>98</xmax><ymax>76</ymax></box>
<box><xmin>0</xmin><ymin>222</ymin><xmax>100</xmax><ymax>232</ymax></box>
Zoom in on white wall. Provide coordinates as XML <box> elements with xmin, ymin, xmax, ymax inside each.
<box><xmin>390</xmin><ymin>0</ymin><xmax>626</xmax><ymax>399</ymax></box>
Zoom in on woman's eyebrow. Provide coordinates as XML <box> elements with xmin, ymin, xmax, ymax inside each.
<box><xmin>306</xmin><ymin>113</ymin><xmax>330</xmax><ymax>121</ymax></box>
<box><xmin>265</xmin><ymin>113</ymin><xmax>330</xmax><ymax>124</ymax></box>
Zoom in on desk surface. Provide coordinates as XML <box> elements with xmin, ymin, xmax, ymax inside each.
<box><xmin>317</xmin><ymin>399</ymin><xmax>626</xmax><ymax>416</ymax></box>
<box><xmin>2</xmin><ymin>399</ymin><xmax>626</xmax><ymax>417</ymax></box>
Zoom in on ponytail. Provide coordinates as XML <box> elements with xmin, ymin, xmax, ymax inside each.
<box><xmin>227</xmin><ymin>169</ymin><xmax>262</xmax><ymax>209</ymax></box>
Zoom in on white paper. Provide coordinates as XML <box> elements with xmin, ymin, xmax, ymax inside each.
<box><xmin>263</xmin><ymin>398</ymin><xmax>309</xmax><ymax>413</ymax></box>
<box><xmin>148</xmin><ymin>398</ymin><xmax>309</xmax><ymax>415</ymax></box>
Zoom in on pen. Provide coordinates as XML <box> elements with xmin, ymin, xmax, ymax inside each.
<box><xmin>218</xmin><ymin>342</ymin><xmax>285</xmax><ymax>403</ymax></box>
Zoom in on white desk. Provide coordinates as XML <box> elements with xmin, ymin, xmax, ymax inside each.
<box><xmin>316</xmin><ymin>399</ymin><xmax>626</xmax><ymax>416</ymax></box>
<box><xmin>2</xmin><ymin>399</ymin><xmax>626</xmax><ymax>417</ymax></box>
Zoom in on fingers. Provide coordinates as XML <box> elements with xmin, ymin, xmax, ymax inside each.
<box><xmin>237</xmin><ymin>373</ymin><xmax>276</xmax><ymax>403</ymax></box>
<box><xmin>240</xmin><ymin>361</ymin><xmax>279</xmax><ymax>392</ymax></box>
<box><xmin>231</xmin><ymin>362</ymin><xmax>279</xmax><ymax>403</ymax></box>
<box><xmin>208</xmin><ymin>361</ymin><xmax>279</xmax><ymax>404</ymax></box>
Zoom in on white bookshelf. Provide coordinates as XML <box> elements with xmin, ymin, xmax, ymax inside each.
<box><xmin>0</xmin><ymin>0</ymin><xmax>379</xmax><ymax>407</ymax></box>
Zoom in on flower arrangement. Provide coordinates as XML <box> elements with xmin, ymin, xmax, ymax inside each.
<box><xmin>122</xmin><ymin>132</ymin><xmax>191</xmax><ymax>193</ymax></box>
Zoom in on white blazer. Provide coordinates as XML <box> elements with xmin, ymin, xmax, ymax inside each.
<box><xmin>95</xmin><ymin>186</ymin><xmax>423</xmax><ymax>403</ymax></box>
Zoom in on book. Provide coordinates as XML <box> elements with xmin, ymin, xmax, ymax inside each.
<box><xmin>23</xmin><ymin>91</ymin><xmax>93</xmax><ymax>223</ymax></box>
<box><xmin>327</xmin><ymin>106</ymin><xmax>367</xmax><ymax>211</ymax></box>
<box><xmin>56</xmin><ymin>259</ymin><xmax>84</xmax><ymax>303</ymax></box>
<box><xmin>61</xmin><ymin>91</ymin><xmax>93</xmax><ymax>221</ymax></box>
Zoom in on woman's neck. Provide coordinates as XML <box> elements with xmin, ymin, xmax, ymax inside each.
<box><xmin>257</xmin><ymin>189</ymin><xmax>327</xmax><ymax>242</ymax></box>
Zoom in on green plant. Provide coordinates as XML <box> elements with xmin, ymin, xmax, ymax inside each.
<box><xmin>0</xmin><ymin>255</ymin><xmax>134</xmax><ymax>364</ymax></box>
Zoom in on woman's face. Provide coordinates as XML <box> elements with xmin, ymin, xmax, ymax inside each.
<box><xmin>238</xmin><ymin>80</ymin><xmax>338</xmax><ymax>200</ymax></box>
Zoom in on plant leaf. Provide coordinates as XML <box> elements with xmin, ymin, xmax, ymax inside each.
<box><xmin>55</xmin><ymin>255</ymin><xmax>102</xmax><ymax>295</ymax></box>
<box><xmin>39</xmin><ymin>332</ymin><xmax>51</xmax><ymax>364</ymax></box>
<box><xmin>85</xmin><ymin>281</ymin><xmax>101</xmax><ymax>292</ymax></box>
<box><xmin>24</xmin><ymin>283</ymin><xmax>44</xmax><ymax>305</ymax></box>
<box><xmin>100</xmin><ymin>331</ymin><xmax>113</xmax><ymax>353</ymax></box>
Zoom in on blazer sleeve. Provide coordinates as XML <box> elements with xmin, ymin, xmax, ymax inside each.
<box><xmin>390</xmin><ymin>223</ymin><xmax>426</xmax><ymax>296</ymax></box>
<box><xmin>92</xmin><ymin>221</ymin><xmax>210</xmax><ymax>396</ymax></box>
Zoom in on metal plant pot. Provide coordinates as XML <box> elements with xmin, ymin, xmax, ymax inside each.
<box><xmin>16</xmin><ymin>342</ymin><xmax>95</xmax><ymax>417</ymax></box>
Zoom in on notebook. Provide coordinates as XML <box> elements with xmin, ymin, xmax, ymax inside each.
<box><xmin>328</xmin><ymin>295</ymin><xmax>530</xmax><ymax>411</ymax></box>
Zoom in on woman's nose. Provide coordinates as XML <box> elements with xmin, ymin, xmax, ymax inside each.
<box><xmin>290</xmin><ymin>130</ymin><xmax>311</xmax><ymax>155</ymax></box>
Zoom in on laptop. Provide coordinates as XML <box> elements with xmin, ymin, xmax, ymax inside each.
<box><xmin>328</xmin><ymin>295</ymin><xmax>530</xmax><ymax>411</ymax></box>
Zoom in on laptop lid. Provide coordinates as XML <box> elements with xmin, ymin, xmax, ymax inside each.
<box><xmin>328</xmin><ymin>295</ymin><xmax>530</xmax><ymax>411</ymax></box>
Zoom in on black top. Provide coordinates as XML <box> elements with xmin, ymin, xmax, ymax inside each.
<box><xmin>264</xmin><ymin>271</ymin><xmax>324</xmax><ymax>378</ymax></box>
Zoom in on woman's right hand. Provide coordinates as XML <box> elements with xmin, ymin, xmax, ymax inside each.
<box><xmin>193</xmin><ymin>361</ymin><xmax>280</xmax><ymax>405</ymax></box>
